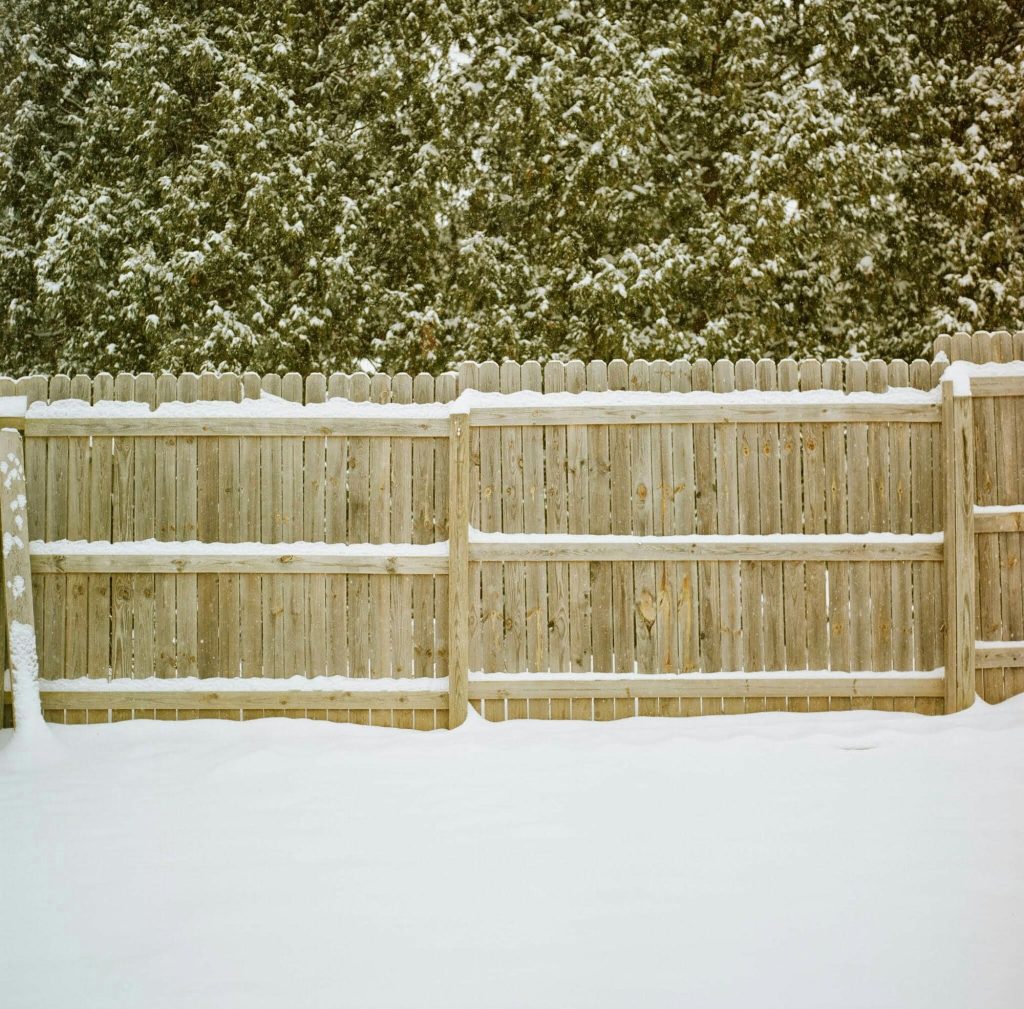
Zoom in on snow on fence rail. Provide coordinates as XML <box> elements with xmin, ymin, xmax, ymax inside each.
<box><xmin>2</xmin><ymin>334</ymin><xmax>1024</xmax><ymax>728</ymax></box>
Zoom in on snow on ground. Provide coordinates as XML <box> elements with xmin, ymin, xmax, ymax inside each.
<box><xmin>1</xmin><ymin>700</ymin><xmax>1023</xmax><ymax>1009</ymax></box>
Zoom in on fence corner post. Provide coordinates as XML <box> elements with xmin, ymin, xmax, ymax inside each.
<box><xmin>447</xmin><ymin>409</ymin><xmax>470</xmax><ymax>728</ymax></box>
<box><xmin>0</xmin><ymin>427</ymin><xmax>44</xmax><ymax>728</ymax></box>
<box><xmin>942</xmin><ymin>378</ymin><xmax>976</xmax><ymax>713</ymax></box>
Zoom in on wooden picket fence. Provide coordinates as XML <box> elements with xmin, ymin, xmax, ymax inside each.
<box><xmin>1</xmin><ymin>331</ymin><xmax>1023</xmax><ymax>728</ymax></box>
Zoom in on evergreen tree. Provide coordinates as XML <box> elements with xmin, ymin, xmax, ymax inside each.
<box><xmin>2</xmin><ymin>1</ymin><xmax>1021</xmax><ymax>375</ymax></box>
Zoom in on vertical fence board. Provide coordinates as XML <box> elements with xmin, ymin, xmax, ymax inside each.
<box><xmin>909</xmin><ymin>360</ymin><xmax>936</xmax><ymax>712</ymax></box>
<box><xmin>218</xmin><ymin>374</ymin><xmax>241</xmax><ymax>699</ymax></box>
<box><xmin>0</xmin><ymin>377</ymin><xmax>15</xmax><ymax>718</ymax></box>
<box><xmin>992</xmin><ymin>332</ymin><xmax>1022</xmax><ymax>699</ymax></box>
<box><xmin>888</xmin><ymin>360</ymin><xmax>913</xmax><ymax>678</ymax></box>
<box><xmin>607</xmin><ymin>360</ymin><xmax>634</xmax><ymax>717</ymax></box>
<box><xmin>500</xmin><ymin>362</ymin><xmax>527</xmax><ymax>714</ymax></box>
<box><xmin>457</xmin><ymin>362</ymin><xmax>482</xmax><ymax>680</ymax></box>
<box><xmin>64</xmin><ymin>375</ymin><xmax>91</xmax><ymax>692</ymax></box>
<box><xmin>195</xmin><ymin>373</ymin><xmax>220</xmax><ymax>688</ymax></box>
<box><xmin>1010</xmin><ymin>332</ymin><xmax>1024</xmax><ymax>698</ymax></box>
<box><xmin>20</xmin><ymin>376</ymin><xmax>47</xmax><ymax>695</ymax></box>
<box><xmin>585</xmin><ymin>361</ymin><xmax>613</xmax><ymax>718</ymax></box>
<box><xmin>671</xmin><ymin>361</ymin><xmax>699</xmax><ymax>690</ymax></box>
<box><xmin>845</xmin><ymin>361</ymin><xmax>871</xmax><ymax>674</ymax></box>
<box><xmin>822</xmin><ymin>361</ymin><xmax>850</xmax><ymax>688</ymax></box>
<box><xmin>390</xmin><ymin>373</ymin><xmax>414</xmax><ymax>726</ymax></box>
<box><xmin>867</xmin><ymin>361</ymin><xmax>893</xmax><ymax>681</ymax></box>
<box><xmin>132</xmin><ymin>373</ymin><xmax>157</xmax><ymax>691</ymax></box>
<box><xmin>447</xmin><ymin>408</ymin><xmax>471</xmax><ymax>729</ymax></box>
<box><xmin>478</xmin><ymin>362</ymin><xmax>504</xmax><ymax>721</ymax></box>
<box><xmin>282</xmin><ymin>373</ymin><xmax>306</xmax><ymax>694</ymax></box>
<box><xmin>648</xmin><ymin>361</ymin><xmax>676</xmax><ymax>714</ymax></box>
<box><xmin>259</xmin><ymin>374</ymin><xmax>284</xmax><ymax>686</ymax></box>
<box><xmin>755</xmin><ymin>361</ymin><xmax>784</xmax><ymax>701</ymax></box>
<box><xmin>303</xmin><ymin>374</ymin><xmax>328</xmax><ymax>695</ymax></box>
<box><xmin>944</xmin><ymin>380</ymin><xmax>976</xmax><ymax>713</ymax></box>
<box><xmin>713</xmin><ymin>361</ymin><xmax>742</xmax><ymax>714</ymax></box>
<box><xmin>800</xmin><ymin>360</ymin><xmax>828</xmax><ymax>712</ymax></box>
<box><xmin>544</xmin><ymin>362</ymin><xmax>571</xmax><ymax>711</ymax></box>
<box><xmin>734</xmin><ymin>360</ymin><xmax>764</xmax><ymax>711</ymax></box>
<box><xmin>434</xmin><ymin>372</ymin><xmax>457</xmax><ymax>688</ymax></box>
<box><xmin>42</xmin><ymin>374</ymin><xmax>70</xmax><ymax>682</ymax></box>
<box><xmin>84</xmin><ymin>374</ymin><xmax>115</xmax><ymax>716</ymax></box>
<box><xmin>19</xmin><ymin>375</ymin><xmax>48</xmax><ymax>543</ymax></box>
<box><xmin>970</xmin><ymin>335</ymin><xmax>1003</xmax><ymax>700</ymax></box>
<box><xmin>368</xmin><ymin>372</ymin><xmax>393</xmax><ymax>699</ymax></box>
<box><xmin>412</xmin><ymin>373</ymin><xmax>436</xmax><ymax>683</ymax></box>
<box><xmin>520</xmin><ymin>362</ymin><xmax>549</xmax><ymax>718</ymax></box>
<box><xmin>691</xmin><ymin>359</ymin><xmax>719</xmax><ymax>687</ymax></box>
<box><xmin>566</xmin><ymin>361</ymin><xmax>592</xmax><ymax>694</ymax></box>
<box><xmin>778</xmin><ymin>360</ymin><xmax>806</xmax><ymax>692</ymax></box>
<box><xmin>346</xmin><ymin>372</ymin><xmax>371</xmax><ymax>723</ymax></box>
<box><xmin>630</xmin><ymin>361</ymin><xmax>657</xmax><ymax>699</ymax></box>
<box><xmin>239</xmin><ymin>372</ymin><xmax>263</xmax><ymax>687</ymax></box>
<box><xmin>325</xmin><ymin>373</ymin><xmax>350</xmax><ymax>688</ymax></box>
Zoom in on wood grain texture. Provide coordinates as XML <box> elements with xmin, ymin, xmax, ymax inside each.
<box><xmin>21</xmin><ymin>347</ymin><xmax>1024</xmax><ymax>723</ymax></box>
<box><xmin>447</xmin><ymin>410</ymin><xmax>471</xmax><ymax>728</ymax></box>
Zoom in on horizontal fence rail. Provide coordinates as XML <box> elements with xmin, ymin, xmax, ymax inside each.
<box><xmin>26</xmin><ymin>532</ymin><xmax>945</xmax><ymax>572</ymax></box>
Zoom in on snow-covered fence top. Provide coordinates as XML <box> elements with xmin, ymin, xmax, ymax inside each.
<box><xmin>2</xmin><ymin>334</ymin><xmax>1023</xmax><ymax>729</ymax></box>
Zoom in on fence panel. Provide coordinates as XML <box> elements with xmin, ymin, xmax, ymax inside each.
<box><xmin>5</xmin><ymin>336</ymin><xmax>1024</xmax><ymax>728</ymax></box>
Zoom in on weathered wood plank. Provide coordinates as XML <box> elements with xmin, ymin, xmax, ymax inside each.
<box><xmin>501</xmin><ymin>362</ymin><xmax>528</xmax><ymax>706</ymax></box>
<box><xmin>778</xmin><ymin>359</ymin><xmax>806</xmax><ymax>684</ymax></box>
<box><xmin>466</xmin><ymin>675</ymin><xmax>944</xmax><ymax>701</ymax></box>
<box><xmin>64</xmin><ymin>375</ymin><xmax>92</xmax><ymax>686</ymax></box>
<box><xmin>607</xmin><ymin>360</ymin><xmax>634</xmax><ymax>702</ymax></box>
<box><xmin>477</xmin><ymin>362</ymin><xmax>504</xmax><ymax>723</ymax></box>
<box><xmin>28</xmin><ymin>416</ymin><xmax>449</xmax><ymax>437</ymax></box>
<box><xmin>867</xmin><ymin>361</ymin><xmax>893</xmax><ymax>675</ymax></box>
<box><xmin>259</xmin><ymin>374</ymin><xmax>285</xmax><ymax>682</ymax></box>
<box><xmin>323</xmin><ymin>374</ymin><xmax>350</xmax><ymax>683</ymax></box>
<box><xmin>0</xmin><ymin>428</ymin><xmax>42</xmax><ymax>727</ymax></box>
<box><xmin>520</xmin><ymin>362</ymin><xmax>549</xmax><ymax>719</ymax></box>
<box><xmin>346</xmin><ymin>372</ymin><xmax>370</xmax><ymax>686</ymax></box>
<box><xmin>239</xmin><ymin>372</ymin><xmax>264</xmax><ymax>683</ymax></box>
<box><xmin>368</xmin><ymin>373</ymin><xmax>394</xmax><ymax>680</ymax></box>
<box><xmin>466</xmin><ymin>403</ymin><xmax>940</xmax><ymax>427</ymax></box>
<box><xmin>943</xmin><ymin>380</ymin><xmax>977</xmax><ymax>711</ymax></box>
<box><xmin>447</xmin><ymin>410</ymin><xmax>471</xmax><ymax>728</ymax></box>
<box><xmin>132</xmin><ymin>373</ymin><xmax>157</xmax><ymax>683</ymax></box>
<box><xmin>975</xmin><ymin>642</ymin><xmax>1024</xmax><ymax>668</ymax></box>
<box><xmin>412</xmin><ymin>373</ymin><xmax>436</xmax><ymax>681</ymax></box>
<box><xmin>173</xmin><ymin>376</ymin><xmax>199</xmax><ymax>687</ymax></box>
<box><xmin>544</xmin><ymin>361</ymin><xmax>571</xmax><ymax>691</ymax></box>
<box><xmin>756</xmin><ymin>360</ymin><xmax>784</xmax><ymax>695</ymax></box>
<box><xmin>823</xmin><ymin>360</ymin><xmax>850</xmax><ymax>679</ymax></box>
<box><xmin>42</xmin><ymin>688</ymin><xmax>450</xmax><ymax>711</ymax></box>
<box><xmin>390</xmin><ymin>373</ymin><xmax>414</xmax><ymax>688</ymax></box>
<box><xmin>672</xmin><ymin>361</ymin><xmax>700</xmax><ymax>687</ymax></box>
<box><xmin>433</xmin><ymin>372</ymin><xmax>457</xmax><ymax>686</ymax></box>
<box><xmin>888</xmin><ymin>360</ymin><xmax>914</xmax><ymax>673</ymax></box>
<box><xmin>566</xmin><ymin>361</ymin><xmax>592</xmax><ymax>685</ymax></box>
<box><xmin>970</xmin><ymin>334</ymin><xmax>1002</xmax><ymax>701</ymax></box>
<box><xmin>42</xmin><ymin>374</ymin><xmax>71</xmax><ymax>681</ymax></box>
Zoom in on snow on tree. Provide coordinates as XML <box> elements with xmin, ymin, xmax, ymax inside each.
<box><xmin>1</xmin><ymin>0</ymin><xmax>1021</xmax><ymax>375</ymax></box>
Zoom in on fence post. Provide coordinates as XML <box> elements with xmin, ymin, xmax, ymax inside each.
<box><xmin>0</xmin><ymin>427</ymin><xmax>44</xmax><ymax>728</ymax></box>
<box><xmin>447</xmin><ymin>409</ymin><xmax>470</xmax><ymax>727</ymax></box>
<box><xmin>942</xmin><ymin>379</ymin><xmax>976</xmax><ymax>712</ymax></box>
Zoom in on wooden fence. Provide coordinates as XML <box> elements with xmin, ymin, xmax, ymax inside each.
<box><xmin>1</xmin><ymin>331</ymin><xmax>1023</xmax><ymax>728</ymax></box>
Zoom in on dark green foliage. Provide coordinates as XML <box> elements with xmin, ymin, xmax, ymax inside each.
<box><xmin>2</xmin><ymin>1</ymin><xmax>1022</xmax><ymax>374</ymax></box>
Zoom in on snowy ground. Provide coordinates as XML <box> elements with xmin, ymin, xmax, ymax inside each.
<box><xmin>2</xmin><ymin>701</ymin><xmax>1023</xmax><ymax>1009</ymax></box>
